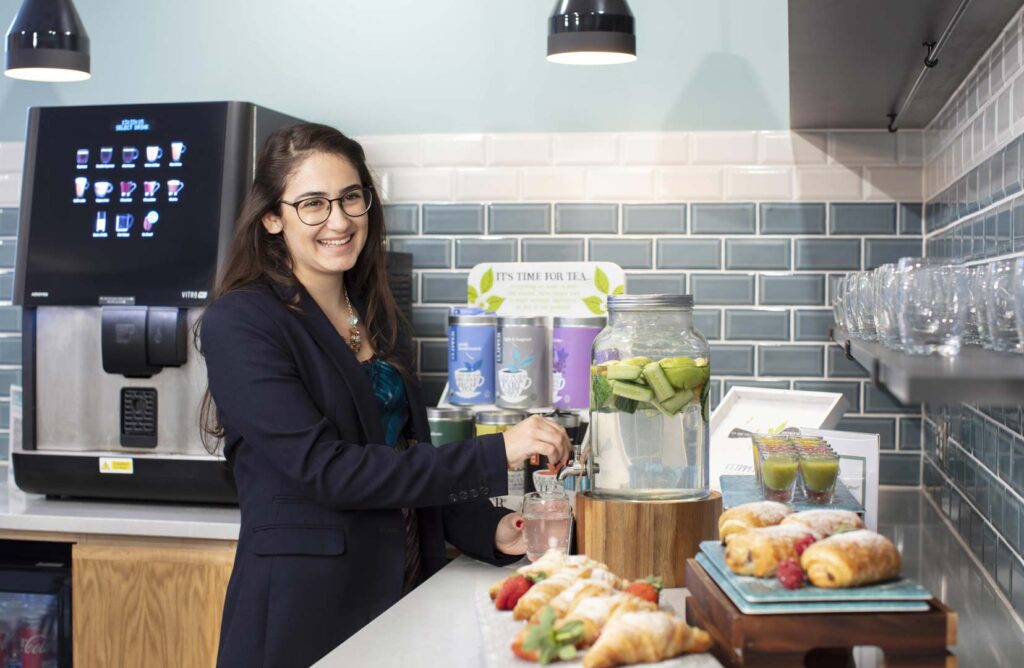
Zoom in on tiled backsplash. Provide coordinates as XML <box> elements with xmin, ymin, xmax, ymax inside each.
<box><xmin>0</xmin><ymin>130</ymin><xmax>926</xmax><ymax>480</ymax></box>
<box><xmin>921</xmin><ymin>4</ymin><xmax>1024</xmax><ymax>620</ymax></box>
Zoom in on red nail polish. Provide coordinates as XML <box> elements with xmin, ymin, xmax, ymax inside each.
<box><xmin>514</xmin><ymin>518</ymin><xmax>524</xmax><ymax>530</ymax></box>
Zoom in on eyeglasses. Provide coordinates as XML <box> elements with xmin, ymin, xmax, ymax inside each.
<box><xmin>279</xmin><ymin>186</ymin><xmax>373</xmax><ymax>225</ymax></box>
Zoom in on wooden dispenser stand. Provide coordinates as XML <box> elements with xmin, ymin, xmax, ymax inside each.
<box><xmin>574</xmin><ymin>490</ymin><xmax>722</xmax><ymax>587</ymax></box>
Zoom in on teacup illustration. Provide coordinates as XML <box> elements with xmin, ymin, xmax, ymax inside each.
<box><xmin>143</xmin><ymin>181</ymin><xmax>160</xmax><ymax>197</ymax></box>
<box><xmin>146</xmin><ymin>146</ymin><xmax>163</xmax><ymax>162</ymax></box>
<box><xmin>120</xmin><ymin>181</ymin><xmax>137</xmax><ymax>197</ymax></box>
<box><xmin>498</xmin><ymin>368</ymin><xmax>533</xmax><ymax>403</ymax></box>
<box><xmin>551</xmin><ymin>371</ymin><xmax>567</xmax><ymax>403</ymax></box>
<box><xmin>167</xmin><ymin>179</ymin><xmax>184</xmax><ymax>196</ymax></box>
<box><xmin>99</xmin><ymin>147</ymin><xmax>113</xmax><ymax>163</ymax></box>
<box><xmin>453</xmin><ymin>368</ymin><xmax>485</xmax><ymax>399</ymax></box>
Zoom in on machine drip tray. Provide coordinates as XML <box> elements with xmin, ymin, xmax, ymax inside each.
<box><xmin>121</xmin><ymin>387</ymin><xmax>157</xmax><ymax>448</ymax></box>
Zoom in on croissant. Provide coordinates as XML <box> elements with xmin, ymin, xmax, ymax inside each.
<box><xmin>800</xmin><ymin>530</ymin><xmax>901</xmax><ymax>588</ymax></box>
<box><xmin>581</xmin><ymin>611</ymin><xmax>712</xmax><ymax>668</ymax></box>
<box><xmin>781</xmin><ymin>509</ymin><xmax>864</xmax><ymax>538</ymax></box>
<box><xmin>531</xmin><ymin>578</ymin><xmax>618</xmax><ymax>623</ymax></box>
<box><xmin>718</xmin><ymin>501</ymin><xmax>792</xmax><ymax>542</ymax></box>
<box><xmin>563</xmin><ymin>592</ymin><xmax>657</xmax><ymax>647</ymax></box>
<box><xmin>488</xmin><ymin>550</ymin><xmax>571</xmax><ymax>599</ymax></box>
<box><xmin>724</xmin><ymin>525</ymin><xmax>821</xmax><ymax>577</ymax></box>
<box><xmin>513</xmin><ymin>565</ymin><xmax>591</xmax><ymax>620</ymax></box>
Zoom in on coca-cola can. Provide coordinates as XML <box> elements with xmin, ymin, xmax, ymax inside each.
<box><xmin>18</xmin><ymin>615</ymin><xmax>48</xmax><ymax>668</ymax></box>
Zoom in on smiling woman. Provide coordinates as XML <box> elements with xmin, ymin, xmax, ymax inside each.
<box><xmin>195</xmin><ymin>123</ymin><xmax>572</xmax><ymax>668</ymax></box>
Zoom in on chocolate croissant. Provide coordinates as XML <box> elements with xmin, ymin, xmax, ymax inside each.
<box><xmin>582</xmin><ymin>611</ymin><xmax>712</xmax><ymax>668</ymax></box>
<box><xmin>781</xmin><ymin>509</ymin><xmax>865</xmax><ymax>538</ymax></box>
<box><xmin>800</xmin><ymin>530</ymin><xmax>901</xmax><ymax>588</ymax></box>
<box><xmin>718</xmin><ymin>501</ymin><xmax>792</xmax><ymax>542</ymax></box>
<box><xmin>724</xmin><ymin>525</ymin><xmax>821</xmax><ymax>577</ymax></box>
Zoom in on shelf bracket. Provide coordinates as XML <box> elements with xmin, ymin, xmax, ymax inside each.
<box><xmin>871</xmin><ymin>359</ymin><xmax>881</xmax><ymax>387</ymax></box>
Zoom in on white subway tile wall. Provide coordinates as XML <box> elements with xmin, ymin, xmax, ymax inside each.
<box><xmin>922</xmin><ymin>3</ymin><xmax>1024</xmax><ymax>621</ymax></box>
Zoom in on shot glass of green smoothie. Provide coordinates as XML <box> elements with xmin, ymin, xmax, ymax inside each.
<box><xmin>752</xmin><ymin>436</ymin><xmax>790</xmax><ymax>483</ymax></box>
<box><xmin>799</xmin><ymin>451</ymin><xmax>840</xmax><ymax>504</ymax></box>
<box><xmin>759</xmin><ymin>449</ymin><xmax>799</xmax><ymax>502</ymax></box>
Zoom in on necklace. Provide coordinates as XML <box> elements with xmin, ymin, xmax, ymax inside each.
<box><xmin>343</xmin><ymin>287</ymin><xmax>362</xmax><ymax>354</ymax></box>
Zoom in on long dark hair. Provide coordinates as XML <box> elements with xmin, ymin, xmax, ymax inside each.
<box><xmin>197</xmin><ymin>123</ymin><xmax>410</xmax><ymax>452</ymax></box>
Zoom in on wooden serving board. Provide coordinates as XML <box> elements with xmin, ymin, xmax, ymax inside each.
<box><xmin>683</xmin><ymin>560</ymin><xmax>957</xmax><ymax>667</ymax></box>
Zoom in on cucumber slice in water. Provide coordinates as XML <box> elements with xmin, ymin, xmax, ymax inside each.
<box><xmin>610</xmin><ymin>379</ymin><xmax>654</xmax><ymax>403</ymax></box>
<box><xmin>642</xmin><ymin>362</ymin><xmax>675</xmax><ymax>403</ymax></box>
<box><xmin>660</xmin><ymin>388</ymin><xmax>695</xmax><ymax>414</ymax></box>
<box><xmin>613</xmin><ymin>395</ymin><xmax>639</xmax><ymax>414</ymax></box>
<box><xmin>606</xmin><ymin>363</ymin><xmax>643</xmax><ymax>381</ymax></box>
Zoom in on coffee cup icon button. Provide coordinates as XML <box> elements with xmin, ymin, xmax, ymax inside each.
<box><xmin>115</xmin><ymin>213</ymin><xmax>134</xmax><ymax>233</ymax></box>
<box><xmin>120</xmin><ymin>181</ymin><xmax>137</xmax><ymax>197</ymax></box>
<box><xmin>74</xmin><ymin>177</ymin><xmax>90</xmax><ymax>198</ymax></box>
<box><xmin>76</xmin><ymin>149</ymin><xmax>89</xmax><ymax>165</ymax></box>
<box><xmin>122</xmin><ymin>147</ymin><xmax>139</xmax><ymax>163</ymax></box>
<box><xmin>143</xmin><ymin>210</ymin><xmax>160</xmax><ymax>231</ymax></box>
<box><xmin>95</xmin><ymin>211</ymin><xmax>107</xmax><ymax>234</ymax></box>
<box><xmin>100</xmin><ymin>147</ymin><xmax>114</xmax><ymax>164</ymax></box>
<box><xmin>143</xmin><ymin>181</ymin><xmax>161</xmax><ymax>197</ymax></box>
<box><xmin>171</xmin><ymin>142</ymin><xmax>186</xmax><ymax>162</ymax></box>
<box><xmin>94</xmin><ymin>181</ymin><xmax>114</xmax><ymax>198</ymax></box>
<box><xmin>146</xmin><ymin>146</ymin><xmax>163</xmax><ymax>162</ymax></box>
<box><xmin>167</xmin><ymin>179</ymin><xmax>184</xmax><ymax>196</ymax></box>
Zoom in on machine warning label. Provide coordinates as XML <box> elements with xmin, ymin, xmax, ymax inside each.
<box><xmin>99</xmin><ymin>457</ymin><xmax>134</xmax><ymax>475</ymax></box>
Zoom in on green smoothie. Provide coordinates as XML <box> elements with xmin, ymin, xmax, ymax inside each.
<box><xmin>760</xmin><ymin>453</ymin><xmax>798</xmax><ymax>502</ymax></box>
<box><xmin>800</xmin><ymin>454</ymin><xmax>840</xmax><ymax>503</ymax></box>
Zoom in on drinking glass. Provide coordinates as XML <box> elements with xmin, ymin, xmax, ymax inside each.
<box><xmin>842</xmin><ymin>274</ymin><xmax>862</xmax><ymax>338</ymax></box>
<box><xmin>799</xmin><ymin>451</ymin><xmax>840</xmax><ymax>504</ymax></box>
<box><xmin>873</xmin><ymin>263</ymin><xmax>901</xmax><ymax>349</ymax></box>
<box><xmin>522</xmin><ymin>491</ymin><xmax>573</xmax><ymax>561</ymax></box>
<box><xmin>832</xmin><ymin>275</ymin><xmax>848</xmax><ymax>332</ymax></box>
<box><xmin>897</xmin><ymin>257</ymin><xmax>967</xmax><ymax>356</ymax></box>
<box><xmin>964</xmin><ymin>265</ymin><xmax>990</xmax><ymax>346</ymax></box>
<box><xmin>759</xmin><ymin>449</ymin><xmax>798</xmax><ymax>503</ymax></box>
<box><xmin>986</xmin><ymin>259</ymin><xmax>1022</xmax><ymax>353</ymax></box>
<box><xmin>853</xmin><ymin>272</ymin><xmax>877</xmax><ymax>341</ymax></box>
<box><xmin>1014</xmin><ymin>258</ymin><xmax>1024</xmax><ymax>348</ymax></box>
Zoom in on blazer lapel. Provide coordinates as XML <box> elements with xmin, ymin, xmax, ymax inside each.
<box><xmin>272</xmin><ymin>281</ymin><xmax>385</xmax><ymax>444</ymax></box>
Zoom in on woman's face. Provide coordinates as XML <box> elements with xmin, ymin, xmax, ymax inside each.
<box><xmin>262</xmin><ymin>151</ymin><xmax>370</xmax><ymax>284</ymax></box>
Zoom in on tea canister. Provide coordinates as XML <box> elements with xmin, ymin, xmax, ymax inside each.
<box><xmin>495</xmin><ymin>316</ymin><xmax>548</xmax><ymax>409</ymax></box>
<box><xmin>447</xmin><ymin>308</ymin><xmax>496</xmax><ymax>405</ymax></box>
<box><xmin>551</xmin><ymin>316</ymin><xmax>606</xmax><ymax>409</ymax></box>
<box><xmin>426</xmin><ymin>407</ymin><xmax>475</xmax><ymax>447</ymax></box>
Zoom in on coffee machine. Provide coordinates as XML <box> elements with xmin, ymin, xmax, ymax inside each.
<box><xmin>11</xmin><ymin>102</ymin><xmax>303</xmax><ymax>504</ymax></box>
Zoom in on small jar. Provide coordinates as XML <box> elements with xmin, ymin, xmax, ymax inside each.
<box><xmin>426</xmin><ymin>407</ymin><xmax>475</xmax><ymax>447</ymax></box>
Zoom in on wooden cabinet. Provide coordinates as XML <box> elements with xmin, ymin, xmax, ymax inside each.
<box><xmin>71</xmin><ymin>538</ymin><xmax>236</xmax><ymax>668</ymax></box>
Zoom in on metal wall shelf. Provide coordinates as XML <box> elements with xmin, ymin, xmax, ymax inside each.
<box><xmin>830</xmin><ymin>328</ymin><xmax>1024</xmax><ymax>405</ymax></box>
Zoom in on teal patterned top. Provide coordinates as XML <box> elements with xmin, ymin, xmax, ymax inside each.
<box><xmin>360</xmin><ymin>357</ymin><xmax>409</xmax><ymax>447</ymax></box>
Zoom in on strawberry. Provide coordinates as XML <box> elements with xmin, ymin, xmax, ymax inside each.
<box><xmin>495</xmin><ymin>574</ymin><xmax>533</xmax><ymax>610</ymax></box>
<box><xmin>794</xmin><ymin>533</ymin><xmax>817</xmax><ymax>556</ymax></box>
<box><xmin>625</xmin><ymin>576</ymin><xmax>663</xmax><ymax>604</ymax></box>
<box><xmin>776</xmin><ymin>558</ymin><xmax>805</xmax><ymax>590</ymax></box>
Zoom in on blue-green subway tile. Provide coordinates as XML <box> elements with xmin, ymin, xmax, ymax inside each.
<box><xmin>996</xmin><ymin>540</ymin><xmax>1012</xmax><ymax>598</ymax></box>
<box><xmin>554</xmin><ymin>204</ymin><xmax>617</xmax><ymax>234</ymax></box>
<box><xmin>384</xmin><ymin>204</ymin><xmax>419</xmax><ymax>235</ymax></box>
<box><xmin>590</xmin><ymin>239</ymin><xmax>652</xmax><ymax>269</ymax></box>
<box><xmin>710</xmin><ymin>345</ymin><xmax>755</xmax><ymax>376</ymax></box>
<box><xmin>0</xmin><ymin>307</ymin><xmax>21</xmax><ymax>333</ymax></box>
<box><xmin>723</xmin><ymin>380</ymin><xmax>791</xmax><ymax>394</ymax></box>
<box><xmin>656</xmin><ymin>239</ymin><xmax>721</xmax><ymax>270</ymax></box>
<box><xmin>724</xmin><ymin>239</ymin><xmax>790</xmax><ymax>270</ymax></box>
<box><xmin>830</xmin><ymin>203</ymin><xmax>897</xmax><ymax>235</ymax></box>
<box><xmin>0</xmin><ymin>369</ymin><xmax>20</xmax><ymax>397</ymax></box>
<box><xmin>419</xmin><ymin>340</ymin><xmax>448</xmax><ymax>373</ymax></box>
<box><xmin>0</xmin><ymin>400</ymin><xmax>8</xmax><ymax>432</ymax></box>
<box><xmin>623</xmin><ymin>204</ymin><xmax>686</xmax><ymax>234</ymax></box>
<box><xmin>724</xmin><ymin>309</ymin><xmax>789</xmax><ymax>341</ymax></box>
<box><xmin>626</xmin><ymin>273</ymin><xmax>686</xmax><ymax>295</ymax></box>
<box><xmin>693</xmin><ymin>310</ymin><xmax>721</xmax><ymax>340</ymax></box>
<box><xmin>0</xmin><ymin>273</ymin><xmax>12</xmax><ymax>301</ymax></box>
<box><xmin>710</xmin><ymin>380</ymin><xmax>722</xmax><ymax>410</ymax></box>
<box><xmin>418</xmin><ymin>374</ymin><xmax>447</xmax><ymax>408</ymax></box>
<box><xmin>411</xmin><ymin>307</ymin><xmax>448</xmax><ymax>338</ymax></box>
<box><xmin>838</xmin><ymin>416</ymin><xmax>897</xmax><ymax>451</ymax></box>
<box><xmin>0</xmin><ymin>337</ymin><xmax>20</xmax><ymax>365</ymax></box>
<box><xmin>0</xmin><ymin>210</ymin><xmax>18</xmax><ymax>236</ymax></box>
<box><xmin>900</xmin><ymin>417</ymin><xmax>922</xmax><ymax>451</ymax></box>
<box><xmin>455</xmin><ymin>238</ymin><xmax>517</xmax><ymax>268</ymax></box>
<box><xmin>865</xmin><ymin>385</ymin><xmax>920</xmax><ymax>413</ymax></box>
<box><xmin>691</xmin><ymin>274</ymin><xmax>755</xmax><ymax>305</ymax></box>
<box><xmin>899</xmin><ymin>203</ymin><xmax>923</xmax><ymax>235</ymax></box>
<box><xmin>521</xmin><ymin>238</ymin><xmax>584</xmax><ymax>262</ymax></box>
<box><xmin>877</xmin><ymin>452</ymin><xmax>918</xmax><ymax>485</ymax></box>
<box><xmin>827</xmin><ymin>274</ymin><xmax>845</xmax><ymax>303</ymax></box>
<box><xmin>421</xmin><ymin>273</ymin><xmax>470</xmax><ymax>303</ymax></box>
<box><xmin>1004</xmin><ymin>495</ymin><xmax>1021</xmax><ymax>553</ymax></box>
<box><xmin>0</xmin><ymin>241</ymin><xmax>16</xmax><ymax>269</ymax></box>
<box><xmin>691</xmin><ymin>203</ymin><xmax>755</xmax><ymax>234</ymax></box>
<box><xmin>422</xmin><ymin>204</ymin><xmax>484</xmax><ymax>234</ymax></box>
<box><xmin>827</xmin><ymin>344</ymin><xmax>868</xmax><ymax>378</ymax></box>
<box><xmin>759</xmin><ymin>274</ymin><xmax>825</xmax><ymax>306</ymax></box>
<box><xmin>489</xmin><ymin>204</ymin><xmax>550</xmax><ymax>234</ymax></box>
<box><xmin>794</xmin><ymin>381</ymin><xmax>861</xmax><ymax>413</ymax></box>
<box><xmin>865</xmin><ymin>239</ymin><xmax>922</xmax><ymax>270</ymax></box>
<box><xmin>795</xmin><ymin>239</ymin><xmax>860</xmax><ymax>270</ymax></box>
<box><xmin>794</xmin><ymin>310</ymin><xmax>834</xmax><ymax>341</ymax></box>
<box><xmin>998</xmin><ymin>430</ymin><xmax>1014</xmax><ymax>485</ymax></box>
<box><xmin>759</xmin><ymin>203</ymin><xmax>826</xmax><ymax>235</ymax></box>
<box><xmin>389</xmin><ymin>238</ymin><xmax>451</xmax><ymax>269</ymax></box>
<box><xmin>758</xmin><ymin>345</ymin><xmax>824</xmax><ymax>377</ymax></box>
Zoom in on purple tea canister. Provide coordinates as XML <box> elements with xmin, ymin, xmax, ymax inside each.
<box><xmin>447</xmin><ymin>308</ymin><xmax>496</xmax><ymax>405</ymax></box>
<box><xmin>551</xmin><ymin>316</ymin><xmax>606</xmax><ymax>409</ymax></box>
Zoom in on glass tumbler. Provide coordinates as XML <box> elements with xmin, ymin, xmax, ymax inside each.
<box><xmin>986</xmin><ymin>259</ymin><xmax>1022</xmax><ymax>353</ymax></box>
<box><xmin>522</xmin><ymin>490</ymin><xmax>573</xmax><ymax>562</ymax></box>
<box><xmin>897</xmin><ymin>258</ymin><xmax>968</xmax><ymax>356</ymax></box>
<box><xmin>853</xmin><ymin>271</ymin><xmax>877</xmax><ymax>341</ymax></box>
<box><xmin>842</xmin><ymin>274</ymin><xmax>862</xmax><ymax>338</ymax></box>
<box><xmin>759</xmin><ymin>449</ymin><xmax>799</xmax><ymax>503</ymax></box>
<box><xmin>964</xmin><ymin>265</ymin><xmax>990</xmax><ymax>347</ymax></box>
<box><xmin>873</xmin><ymin>263</ymin><xmax>901</xmax><ymax>349</ymax></box>
<box><xmin>832</xmin><ymin>275</ymin><xmax>848</xmax><ymax>332</ymax></box>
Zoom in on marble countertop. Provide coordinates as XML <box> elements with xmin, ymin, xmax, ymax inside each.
<box><xmin>0</xmin><ymin>467</ymin><xmax>240</xmax><ymax>540</ymax></box>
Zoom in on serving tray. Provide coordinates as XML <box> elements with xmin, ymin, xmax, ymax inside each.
<box><xmin>719</xmin><ymin>475</ymin><xmax>864</xmax><ymax>513</ymax></box>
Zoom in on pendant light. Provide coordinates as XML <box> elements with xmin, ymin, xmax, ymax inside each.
<box><xmin>547</xmin><ymin>0</ymin><xmax>636</xmax><ymax>65</ymax></box>
<box><xmin>5</xmin><ymin>0</ymin><xmax>90</xmax><ymax>82</ymax></box>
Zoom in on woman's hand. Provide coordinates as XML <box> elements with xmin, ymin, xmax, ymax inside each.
<box><xmin>502</xmin><ymin>415</ymin><xmax>571</xmax><ymax>470</ymax></box>
<box><xmin>495</xmin><ymin>512</ymin><xmax>526</xmax><ymax>555</ymax></box>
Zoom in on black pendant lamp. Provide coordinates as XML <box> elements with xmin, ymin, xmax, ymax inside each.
<box><xmin>547</xmin><ymin>0</ymin><xmax>636</xmax><ymax>65</ymax></box>
<box><xmin>5</xmin><ymin>0</ymin><xmax>90</xmax><ymax>82</ymax></box>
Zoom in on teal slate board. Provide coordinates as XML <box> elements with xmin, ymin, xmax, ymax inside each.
<box><xmin>694</xmin><ymin>553</ymin><xmax>930</xmax><ymax>615</ymax></box>
<box><xmin>720</xmin><ymin>474</ymin><xmax>864</xmax><ymax>513</ymax></box>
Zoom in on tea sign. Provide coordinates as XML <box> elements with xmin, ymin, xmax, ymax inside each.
<box><xmin>465</xmin><ymin>262</ymin><xmax>625</xmax><ymax>316</ymax></box>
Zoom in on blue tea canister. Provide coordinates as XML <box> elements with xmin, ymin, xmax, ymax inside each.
<box><xmin>447</xmin><ymin>308</ymin><xmax>496</xmax><ymax>405</ymax></box>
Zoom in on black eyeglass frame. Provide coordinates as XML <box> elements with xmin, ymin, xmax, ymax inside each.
<box><xmin>278</xmin><ymin>185</ymin><xmax>374</xmax><ymax>225</ymax></box>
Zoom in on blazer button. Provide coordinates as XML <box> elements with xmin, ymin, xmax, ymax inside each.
<box><xmin>459</xmin><ymin>491</ymin><xmax>468</xmax><ymax>500</ymax></box>
<box><xmin>481</xmin><ymin>486</ymin><xmax>490</xmax><ymax>496</ymax></box>
<box><xmin>470</xmin><ymin>489</ymin><xmax>478</xmax><ymax>498</ymax></box>
<box><xmin>448</xmin><ymin>493</ymin><xmax>458</xmax><ymax>502</ymax></box>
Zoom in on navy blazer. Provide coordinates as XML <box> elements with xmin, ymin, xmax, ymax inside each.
<box><xmin>201</xmin><ymin>279</ymin><xmax>516</xmax><ymax>668</ymax></box>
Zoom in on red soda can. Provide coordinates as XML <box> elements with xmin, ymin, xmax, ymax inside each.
<box><xmin>17</xmin><ymin>615</ymin><xmax>47</xmax><ymax>668</ymax></box>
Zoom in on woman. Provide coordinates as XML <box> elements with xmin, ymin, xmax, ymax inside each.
<box><xmin>199</xmin><ymin>123</ymin><xmax>571</xmax><ymax>668</ymax></box>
